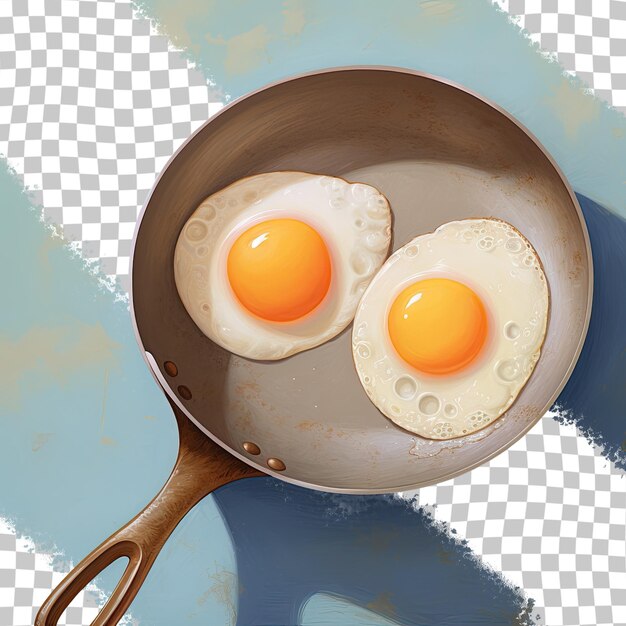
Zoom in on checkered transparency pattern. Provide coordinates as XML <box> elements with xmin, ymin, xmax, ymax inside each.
<box><xmin>494</xmin><ymin>0</ymin><xmax>626</xmax><ymax>111</ymax></box>
<box><xmin>0</xmin><ymin>0</ymin><xmax>623</xmax><ymax>290</ymax></box>
<box><xmin>409</xmin><ymin>412</ymin><xmax>626</xmax><ymax>626</ymax></box>
<box><xmin>0</xmin><ymin>0</ymin><xmax>223</xmax><ymax>292</ymax></box>
<box><xmin>0</xmin><ymin>520</ymin><xmax>100</xmax><ymax>625</ymax></box>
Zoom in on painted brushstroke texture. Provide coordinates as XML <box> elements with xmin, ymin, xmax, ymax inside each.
<box><xmin>134</xmin><ymin>0</ymin><xmax>626</xmax><ymax>219</ymax></box>
<box><xmin>1</xmin><ymin>1</ymin><xmax>625</xmax><ymax>623</ymax></box>
<box><xmin>0</xmin><ymin>162</ymin><xmax>236</xmax><ymax>625</ymax></box>
<box><xmin>215</xmin><ymin>479</ymin><xmax>535</xmax><ymax>625</ymax></box>
<box><xmin>301</xmin><ymin>592</ymin><xmax>402</xmax><ymax>626</ymax></box>
<box><xmin>556</xmin><ymin>195</ymin><xmax>626</xmax><ymax>469</ymax></box>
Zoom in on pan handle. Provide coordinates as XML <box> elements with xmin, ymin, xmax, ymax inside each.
<box><xmin>35</xmin><ymin>402</ymin><xmax>264</xmax><ymax>626</ymax></box>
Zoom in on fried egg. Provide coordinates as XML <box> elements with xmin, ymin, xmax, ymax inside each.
<box><xmin>175</xmin><ymin>171</ymin><xmax>392</xmax><ymax>360</ymax></box>
<box><xmin>352</xmin><ymin>218</ymin><xmax>549</xmax><ymax>440</ymax></box>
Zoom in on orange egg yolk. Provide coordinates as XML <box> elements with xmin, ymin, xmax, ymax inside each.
<box><xmin>387</xmin><ymin>278</ymin><xmax>488</xmax><ymax>375</ymax></box>
<box><xmin>227</xmin><ymin>218</ymin><xmax>332</xmax><ymax>323</ymax></box>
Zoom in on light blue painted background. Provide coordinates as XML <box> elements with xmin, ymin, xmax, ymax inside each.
<box><xmin>2</xmin><ymin>0</ymin><xmax>625</xmax><ymax>623</ymax></box>
<box><xmin>137</xmin><ymin>0</ymin><xmax>626</xmax><ymax>216</ymax></box>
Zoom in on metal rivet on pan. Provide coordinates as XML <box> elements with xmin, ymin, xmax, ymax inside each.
<box><xmin>164</xmin><ymin>361</ymin><xmax>178</xmax><ymax>377</ymax></box>
<box><xmin>177</xmin><ymin>385</ymin><xmax>192</xmax><ymax>400</ymax></box>
<box><xmin>242</xmin><ymin>442</ymin><xmax>261</xmax><ymax>455</ymax></box>
<box><xmin>267</xmin><ymin>458</ymin><xmax>286</xmax><ymax>471</ymax></box>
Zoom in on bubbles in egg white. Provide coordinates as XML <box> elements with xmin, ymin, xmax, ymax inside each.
<box><xmin>352</xmin><ymin>218</ymin><xmax>549</xmax><ymax>440</ymax></box>
<box><xmin>174</xmin><ymin>171</ymin><xmax>392</xmax><ymax>360</ymax></box>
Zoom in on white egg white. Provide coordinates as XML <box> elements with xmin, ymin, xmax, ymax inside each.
<box><xmin>174</xmin><ymin>171</ymin><xmax>392</xmax><ymax>360</ymax></box>
<box><xmin>352</xmin><ymin>218</ymin><xmax>549</xmax><ymax>440</ymax></box>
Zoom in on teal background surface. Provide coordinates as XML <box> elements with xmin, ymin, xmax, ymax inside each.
<box><xmin>2</xmin><ymin>0</ymin><xmax>625</xmax><ymax>623</ymax></box>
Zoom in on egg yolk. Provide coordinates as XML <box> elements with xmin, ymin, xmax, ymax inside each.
<box><xmin>387</xmin><ymin>278</ymin><xmax>488</xmax><ymax>375</ymax></box>
<box><xmin>227</xmin><ymin>218</ymin><xmax>332</xmax><ymax>323</ymax></box>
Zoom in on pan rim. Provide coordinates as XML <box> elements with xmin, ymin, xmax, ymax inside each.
<box><xmin>129</xmin><ymin>65</ymin><xmax>594</xmax><ymax>495</ymax></box>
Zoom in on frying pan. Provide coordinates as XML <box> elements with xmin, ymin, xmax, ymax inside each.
<box><xmin>36</xmin><ymin>67</ymin><xmax>592</xmax><ymax>626</ymax></box>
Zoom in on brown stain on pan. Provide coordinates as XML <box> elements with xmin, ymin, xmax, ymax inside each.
<box><xmin>507</xmin><ymin>404</ymin><xmax>542</xmax><ymax>424</ymax></box>
<box><xmin>570</xmin><ymin>250</ymin><xmax>584</xmax><ymax>281</ymax></box>
<box><xmin>295</xmin><ymin>420</ymin><xmax>350</xmax><ymax>439</ymax></box>
<box><xmin>235</xmin><ymin>381</ymin><xmax>262</xmax><ymax>397</ymax></box>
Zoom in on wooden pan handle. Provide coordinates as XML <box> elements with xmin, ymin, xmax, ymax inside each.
<box><xmin>35</xmin><ymin>403</ymin><xmax>263</xmax><ymax>626</ymax></box>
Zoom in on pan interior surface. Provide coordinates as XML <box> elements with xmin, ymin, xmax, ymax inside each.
<box><xmin>132</xmin><ymin>69</ymin><xmax>591</xmax><ymax>492</ymax></box>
